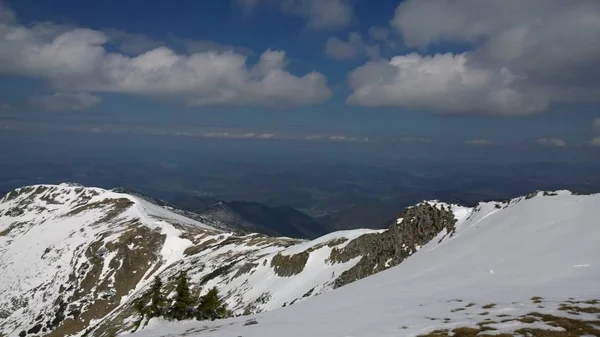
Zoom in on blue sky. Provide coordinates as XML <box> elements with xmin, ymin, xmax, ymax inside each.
<box><xmin>1</xmin><ymin>0</ymin><xmax>600</xmax><ymax>149</ymax></box>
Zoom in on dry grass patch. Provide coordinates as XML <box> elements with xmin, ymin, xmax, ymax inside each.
<box><xmin>531</xmin><ymin>296</ymin><xmax>544</xmax><ymax>304</ymax></box>
<box><xmin>558</xmin><ymin>304</ymin><xmax>600</xmax><ymax>314</ymax></box>
<box><xmin>519</xmin><ymin>316</ymin><xmax>537</xmax><ymax>323</ymax></box>
<box><xmin>516</xmin><ymin>312</ymin><xmax>600</xmax><ymax>336</ymax></box>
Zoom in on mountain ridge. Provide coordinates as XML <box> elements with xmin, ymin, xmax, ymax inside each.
<box><xmin>131</xmin><ymin>189</ymin><xmax>600</xmax><ymax>337</ymax></box>
<box><xmin>1</xmin><ymin>184</ymin><xmax>598</xmax><ymax>337</ymax></box>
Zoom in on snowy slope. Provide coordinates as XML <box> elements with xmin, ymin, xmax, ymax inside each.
<box><xmin>0</xmin><ymin>184</ymin><xmax>393</xmax><ymax>337</ymax></box>
<box><xmin>0</xmin><ymin>183</ymin><xmax>219</xmax><ymax>337</ymax></box>
<box><xmin>130</xmin><ymin>191</ymin><xmax>600</xmax><ymax>337</ymax></box>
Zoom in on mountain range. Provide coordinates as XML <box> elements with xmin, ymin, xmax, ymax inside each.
<box><xmin>171</xmin><ymin>195</ymin><xmax>330</xmax><ymax>239</ymax></box>
<box><xmin>1</xmin><ymin>184</ymin><xmax>598</xmax><ymax>337</ymax></box>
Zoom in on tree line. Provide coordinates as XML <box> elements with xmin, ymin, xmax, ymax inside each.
<box><xmin>134</xmin><ymin>270</ymin><xmax>231</xmax><ymax>322</ymax></box>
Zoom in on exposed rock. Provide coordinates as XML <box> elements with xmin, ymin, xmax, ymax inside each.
<box><xmin>233</xmin><ymin>263</ymin><xmax>258</xmax><ymax>279</ymax></box>
<box><xmin>270</xmin><ymin>253</ymin><xmax>309</xmax><ymax>277</ymax></box>
<box><xmin>332</xmin><ymin>203</ymin><xmax>457</xmax><ymax>288</ymax></box>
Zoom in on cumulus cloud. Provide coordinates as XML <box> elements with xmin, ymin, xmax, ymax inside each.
<box><xmin>28</xmin><ymin>92</ymin><xmax>101</xmax><ymax>112</ymax></box>
<box><xmin>0</xmin><ymin>3</ymin><xmax>331</xmax><ymax>108</ymax></box>
<box><xmin>347</xmin><ymin>53</ymin><xmax>546</xmax><ymax>115</ymax></box>
<box><xmin>535</xmin><ymin>138</ymin><xmax>567</xmax><ymax>148</ymax></box>
<box><xmin>349</xmin><ymin>0</ymin><xmax>600</xmax><ymax>115</ymax></box>
<box><xmin>325</xmin><ymin>33</ymin><xmax>379</xmax><ymax>60</ymax></box>
<box><xmin>237</xmin><ymin>0</ymin><xmax>353</xmax><ymax>29</ymax></box>
<box><xmin>104</xmin><ymin>29</ymin><xmax>254</xmax><ymax>56</ymax></box>
<box><xmin>465</xmin><ymin>139</ymin><xmax>494</xmax><ymax>146</ymax></box>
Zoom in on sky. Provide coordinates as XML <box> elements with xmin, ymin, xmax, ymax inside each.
<box><xmin>1</xmin><ymin>0</ymin><xmax>600</xmax><ymax>150</ymax></box>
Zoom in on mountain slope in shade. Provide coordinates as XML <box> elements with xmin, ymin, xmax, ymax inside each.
<box><xmin>129</xmin><ymin>190</ymin><xmax>600</xmax><ymax>337</ymax></box>
<box><xmin>180</xmin><ymin>199</ymin><xmax>330</xmax><ymax>239</ymax></box>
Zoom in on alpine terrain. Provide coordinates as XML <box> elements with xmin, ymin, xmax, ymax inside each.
<box><xmin>1</xmin><ymin>184</ymin><xmax>599</xmax><ymax>337</ymax></box>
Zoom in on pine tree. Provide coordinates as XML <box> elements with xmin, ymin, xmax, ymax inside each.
<box><xmin>133</xmin><ymin>298</ymin><xmax>146</xmax><ymax>316</ymax></box>
<box><xmin>148</xmin><ymin>275</ymin><xmax>165</xmax><ymax>318</ymax></box>
<box><xmin>168</xmin><ymin>270</ymin><xmax>194</xmax><ymax>320</ymax></box>
<box><xmin>196</xmin><ymin>287</ymin><xmax>229</xmax><ymax>321</ymax></box>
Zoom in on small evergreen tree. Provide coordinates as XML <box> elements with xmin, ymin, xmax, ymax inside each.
<box><xmin>148</xmin><ymin>275</ymin><xmax>166</xmax><ymax>318</ymax></box>
<box><xmin>196</xmin><ymin>287</ymin><xmax>229</xmax><ymax>321</ymax></box>
<box><xmin>133</xmin><ymin>298</ymin><xmax>147</xmax><ymax>316</ymax></box>
<box><xmin>168</xmin><ymin>270</ymin><xmax>194</xmax><ymax>320</ymax></box>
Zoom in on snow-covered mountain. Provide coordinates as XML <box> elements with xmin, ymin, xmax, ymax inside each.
<box><xmin>0</xmin><ymin>183</ymin><xmax>451</xmax><ymax>337</ymax></box>
<box><xmin>131</xmin><ymin>190</ymin><xmax>600</xmax><ymax>337</ymax></box>
<box><xmin>1</xmin><ymin>185</ymin><xmax>599</xmax><ymax>337</ymax></box>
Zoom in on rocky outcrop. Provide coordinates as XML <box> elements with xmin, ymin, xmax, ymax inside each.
<box><xmin>271</xmin><ymin>252</ymin><xmax>310</xmax><ymax>277</ymax></box>
<box><xmin>332</xmin><ymin>203</ymin><xmax>457</xmax><ymax>288</ymax></box>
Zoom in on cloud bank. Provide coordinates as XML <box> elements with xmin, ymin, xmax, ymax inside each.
<box><xmin>535</xmin><ymin>138</ymin><xmax>567</xmax><ymax>148</ymax></box>
<box><xmin>348</xmin><ymin>0</ymin><xmax>600</xmax><ymax>116</ymax></box>
<box><xmin>465</xmin><ymin>139</ymin><xmax>495</xmax><ymax>146</ymax></box>
<box><xmin>0</xmin><ymin>3</ymin><xmax>331</xmax><ymax>110</ymax></box>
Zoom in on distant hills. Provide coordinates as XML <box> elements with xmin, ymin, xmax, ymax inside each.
<box><xmin>172</xmin><ymin>195</ymin><xmax>330</xmax><ymax>239</ymax></box>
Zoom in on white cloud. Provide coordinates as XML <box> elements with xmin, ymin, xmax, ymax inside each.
<box><xmin>104</xmin><ymin>29</ymin><xmax>255</xmax><ymax>56</ymax></box>
<box><xmin>535</xmin><ymin>138</ymin><xmax>567</xmax><ymax>148</ymax></box>
<box><xmin>202</xmin><ymin>132</ymin><xmax>276</xmax><ymax>139</ymax></box>
<box><xmin>328</xmin><ymin>135</ymin><xmax>368</xmax><ymax>142</ymax></box>
<box><xmin>591</xmin><ymin>137</ymin><xmax>600</xmax><ymax>147</ymax></box>
<box><xmin>237</xmin><ymin>0</ymin><xmax>353</xmax><ymax>29</ymax></box>
<box><xmin>347</xmin><ymin>53</ymin><xmax>546</xmax><ymax>115</ymax></box>
<box><xmin>465</xmin><ymin>139</ymin><xmax>494</xmax><ymax>146</ymax></box>
<box><xmin>144</xmin><ymin>130</ymin><xmax>369</xmax><ymax>142</ymax></box>
<box><xmin>325</xmin><ymin>33</ymin><xmax>379</xmax><ymax>60</ymax></box>
<box><xmin>349</xmin><ymin>0</ymin><xmax>600</xmax><ymax>115</ymax></box>
<box><xmin>0</xmin><ymin>3</ymin><xmax>331</xmax><ymax>108</ymax></box>
<box><xmin>384</xmin><ymin>0</ymin><xmax>600</xmax><ymax>113</ymax></box>
<box><xmin>28</xmin><ymin>92</ymin><xmax>101</xmax><ymax>112</ymax></box>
